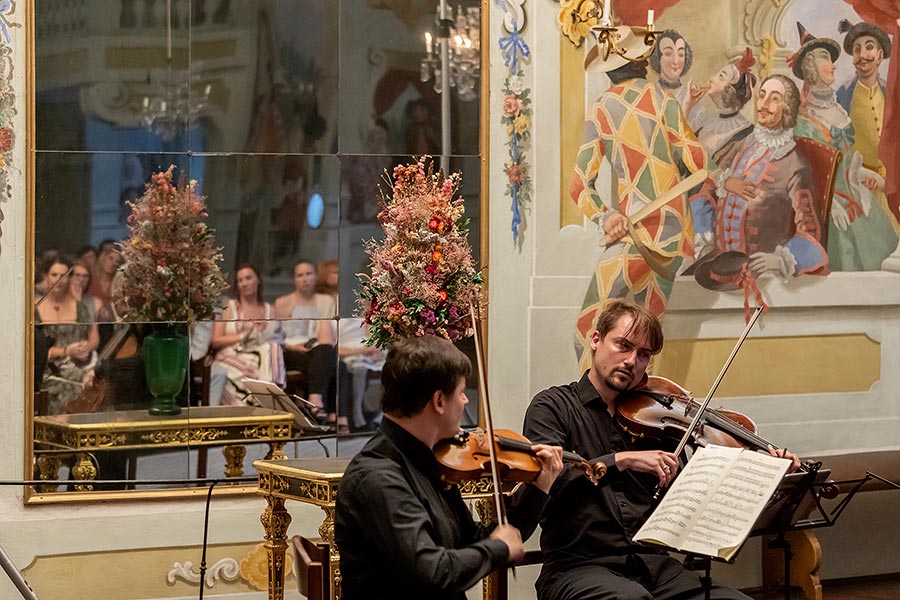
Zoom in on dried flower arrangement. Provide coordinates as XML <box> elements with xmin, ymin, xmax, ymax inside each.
<box><xmin>357</xmin><ymin>158</ymin><xmax>483</xmax><ymax>349</ymax></box>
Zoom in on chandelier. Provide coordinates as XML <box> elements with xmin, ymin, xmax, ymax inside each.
<box><xmin>141</xmin><ymin>67</ymin><xmax>212</xmax><ymax>141</ymax></box>
<box><xmin>420</xmin><ymin>3</ymin><xmax>481</xmax><ymax>102</ymax></box>
<box><xmin>585</xmin><ymin>1</ymin><xmax>658</xmax><ymax>64</ymax></box>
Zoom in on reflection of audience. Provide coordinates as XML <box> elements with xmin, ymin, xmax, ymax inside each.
<box><xmin>70</xmin><ymin>260</ymin><xmax>104</xmax><ymax>323</ymax></box>
<box><xmin>271</xmin><ymin>156</ymin><xmax>307</xmax><ymax>276</ymax></box>
<box><xmin>35</xmin><ymin>248</ymin><xmax>61</xmax><ymax>297</ymax></box>
<box><xmin>210</xmin><ymin>263</ymin><xmax>285</xmax><ymax>406</ymax></box>
<box><xmin>275</xmin><ymin>259</ymin><xmax>348</xmax><ymax>432</ymax></box>
<box><xmin>35</xmin><ymin>256</ymin><xmax>100</xmax><ymax>414</ymax></box>
<box><xmin>693</xmin><ymin>49</ymin><xmax>756</xmax><ymax>169</ymax></box>
<box><xmin>90</xmin><ymin>248</ymin><xmax>123</xmax><ymax>306</ymax></box>
<box><xmin>404</xmin><ymin>98</ymin><xmax>439</xmax><ymax>155</ymax></box>
<box><xmin>314</xmin><ymin>259</ymin><xmax>339</xmax><ymax>300</ymax></box>
<box><xmin>338</xmin><ymin>317</ymin><xmax>385</xmax><ymax>431</ymax></box>
<box><xmin>792</xmin><ymin>24</ymin><xmax>897</xmax><ymax>271</ymax></box>
<box><xmin>691</xmin><ymin>75</ymin><xmax>827</xmax><ymax>278</ymax></box>
<box><xmin>344</xmin><ymin>118</ymin><xmax>391</xmax><ymax>224</ymax></box>
<box><xmin>75</xmin><ymin>244</ymin><xmax>98</xmax><ymax>272</ymax></box>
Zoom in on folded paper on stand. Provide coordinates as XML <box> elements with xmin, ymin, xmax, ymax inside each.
<box><xmin>633</xmin><ymin>445</ymin><xmax>791</xmax><ymax>560</ymax></box>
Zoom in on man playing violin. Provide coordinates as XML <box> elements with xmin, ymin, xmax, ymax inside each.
<box><xmin>524</xmin><ymin>301</ymin><xmax>799</xmax><ymax>600</ymax></box>
<box><xmin>335</xmin><ymin>336</ymin><xmax>565</xmax><ymax>600</ymax></box>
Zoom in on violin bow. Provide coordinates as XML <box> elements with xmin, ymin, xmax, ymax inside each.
<box><xmin>468</xmin><ymin>298</ymin><xmax>508</xmax><ymax>526</ymax></box>
<box><xmin>671</xmin><ymin>304</ymin><xmax>765</xmax><ymax>460</ymax></box>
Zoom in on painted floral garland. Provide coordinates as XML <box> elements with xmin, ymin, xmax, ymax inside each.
<box><xmin>497</xmin><ymin>2</ymin><xmax>532</xmax><ymax>246</ymax></box>
<box><xmin>0</xmin><ymin>0</ymin><xmax>18</xmax><ymax>221</ymax></box>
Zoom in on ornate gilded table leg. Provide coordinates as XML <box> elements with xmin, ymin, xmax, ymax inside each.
<box><xmin>266</xmin><ymin>441</ymin><xmax>287</xmax><ymax>460</ymax></box>
<box><xmin>35</xmin><ymin>455</ymin><xmax>62</xmax><ymax>493</ymax></box>
<box><xmin>223</xmin><ymin>444</ymin><xmax>247</xmax><ymax>478</ymax></box>
<box><xmin>261</xmin><ymin>495</ymin><xmax>292</xmax><ymax>600</ymax></box>
<box><xmin>318</xmin><ymin>506</ymin><xmax>342</xmax><ymax>599</ymax></box>
<box><xmin>72</xmin><ymin>453</ymin><xmax>97</xmax><ymax>491</ymax></box>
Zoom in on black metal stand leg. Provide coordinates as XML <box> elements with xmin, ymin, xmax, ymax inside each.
<box><xmin>783</xmin><ymin>537</ymin><xmax>793</xmax><ymax>600</ymax></box>
<box><xmin>702</xmin><ymin>559</ymin><xmax>712</xmax><ymax>600</ymax></box>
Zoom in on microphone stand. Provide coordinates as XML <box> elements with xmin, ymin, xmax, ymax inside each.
<box><xmin>0</xmin><ymin>545</ymin><xmax>39</xmax><ymax>600</ymax></box>
<box><xmin>0</xmin><ymin>477</ymin><xmax>257</xmax><ymax>600</ymax></box>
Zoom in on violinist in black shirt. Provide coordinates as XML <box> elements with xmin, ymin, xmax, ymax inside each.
<box><xmin>334</xmin><ymin>336</ymin><xmax>564</xmax><ymax>600</ymax></box>
<box><xmin>525</xmin><ymin>301</ymin><xmax>798</xmax><ymax>600</ymax></box>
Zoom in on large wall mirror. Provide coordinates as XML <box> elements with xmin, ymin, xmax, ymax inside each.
<box><xmin>27</xmin><ymin>0</ymin><xmax>486</xmax><ymax>502</ymax></box>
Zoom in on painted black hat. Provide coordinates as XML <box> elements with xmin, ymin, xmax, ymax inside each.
<box><xmin>791</xmin><ymin>22</ymin><xmax>841</xmax><ymax>79</ymax></box>
<box><xmin>838</xmin><ymin>19</ymin><xmax>891</xmax><ymax>58</ymax></box>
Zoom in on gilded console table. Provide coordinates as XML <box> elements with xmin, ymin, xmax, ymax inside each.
<box><xmin>34</xmin><ymin>406</ymin><xmax>293</xmax><ymax>491</ymax></box>
<box><xmin>254</xmin><ymin>457</ymin><xmax>503</xmax><ymax>600</ymax></box>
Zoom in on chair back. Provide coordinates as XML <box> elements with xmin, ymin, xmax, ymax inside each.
<box><xmin>793</xmin><ymin>137</ymin><xmax>841</xmax><ymax>248</ymax></box>
<box><xmin>291</xmin><ymin>535</ymin><xmax>330</xmax><ymax>600</ymax></box>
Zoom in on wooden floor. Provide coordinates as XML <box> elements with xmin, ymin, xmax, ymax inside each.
<box><xmin>747</xmin><ymin>573</ymin><xmax>900</xmax><ymax>599</ymax></box>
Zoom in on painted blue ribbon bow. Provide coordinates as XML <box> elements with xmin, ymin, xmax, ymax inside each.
<box><xmin>499</xmin><ymin>21</ymin><xmax>530</xmax><ymax>73</ymax></box>
<box><xmin>829</xmin><ymin>124</ymin><xmax>854</xmax><ymax>149</ymax></box>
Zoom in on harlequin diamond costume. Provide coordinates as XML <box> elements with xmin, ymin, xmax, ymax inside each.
<box><xmin>570</xmin><ymin>28</ymin><xmax>709</xmax><ymax>369</ymax></box>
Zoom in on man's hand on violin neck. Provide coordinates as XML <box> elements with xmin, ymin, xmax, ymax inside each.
<box><xmin>767</xmin><ymin>445</ymin><xmax>801</xmax><ymax>473</ymax></box>
<box><xmin>490</xmin><ymin>524</ymin><xmax>525</xmax><ymax>564</ymax></box>
<box><xmin>531</xmin><ymin>444</ymin><xmax>565</xmax><ymax>494</ymax></box>
<box><xmin>615</xmin><ymin>450</ymin><xmax>679</xmax><ymax>487</ymax></box>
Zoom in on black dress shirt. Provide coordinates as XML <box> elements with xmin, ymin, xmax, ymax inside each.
<box><xmin>523</xmin><ymin>372</ymin><xmax>670</xmax><ymax>574</ymax></box>
<box><xmin>335</xmin><ymin>418</ymin><xmax>548</xmax><ymax>600</ymax></box>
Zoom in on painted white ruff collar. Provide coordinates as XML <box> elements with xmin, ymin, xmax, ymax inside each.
<box><xmin>749</xmin><ymin>126</ymin><xmax>795</xmax><ymax>162</ymax></box>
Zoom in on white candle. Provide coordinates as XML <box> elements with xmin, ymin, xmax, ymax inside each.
<box><xmin>425</xmin><ymin>32</ymin><xmax>433</xmax><ymax>54</ymax></box>
<box><xmin>647</xmin><ymin>9</ymin><xmax>654</xmax><ymax>28</ymax></box>
<box><xmin>602</xmin><ymin>0</ymin><xmax>611</xmax><ymax>26</ymax></box>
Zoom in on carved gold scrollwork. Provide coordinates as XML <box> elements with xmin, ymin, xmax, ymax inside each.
<box><xmin>555</xmin><ymin>0</ymin><xmax>599</xmax><ymax>47</ymax></box>
<box><xmin>266</xmin><ymin>441</ymin><xmax>287</xmax><ymax>460</ymax></box>
<box><xmin>759</xmin><ymin>35</ymin><xmax>777</xmax><ymax>80</ymax></box>
<box><xmin>261</xmin><ymin>496</ymin><xmax>291</xmax><ymax>600</ymax></box>
<box><xmin>72</xmin><ymin>453</ymin><xmax>97</xmax><ymax>491</ymax></box>
<box><xmin>319</xmin><ymin>506</ymin><xmax>336</xmax><ymax>545</ymax></box>
<box><xmin>223</xmin><ymin>445</ymin><xmax>247</xmax><ymax>478</ymax></box>
<box><xmin>35</xmin><ymin>455</ymin><xmax>62</xmax><ymax>493</ymax></box>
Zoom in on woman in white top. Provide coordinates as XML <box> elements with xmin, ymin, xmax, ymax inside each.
<box><xmin>210</xmin><ymin>263</ymin><xmax>285</xmax><ymax>406</ymax></box>
<box><xmin>276</xmin><ymin>259</ymin><xmax>346</xmax><ymax>432</ymax></box>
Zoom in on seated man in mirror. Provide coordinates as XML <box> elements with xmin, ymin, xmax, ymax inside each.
<box><xmin>275</xmin><ymin>258</ymin><xmax>347</xmax><ymax>432</ymax></box>
<box><xmin>335</xmin><ymin>336</ymin><xmax>565</xmax><ymax>600</ymax></box>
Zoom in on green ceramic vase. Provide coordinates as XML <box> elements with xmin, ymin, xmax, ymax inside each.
<box><xmin>144</xmin><ymin>326</ymin><xmax>188</xmax><ymax>416</ymax></box>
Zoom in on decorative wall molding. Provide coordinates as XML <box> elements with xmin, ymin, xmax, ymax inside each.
<box><xmin>167</xmin><ymin>558</ymin><xmax>241</xmax><ymax>588</ymax></box>
<box><xmin>741</xmin><ymin>0</ymin><xmax>796</xmax><ymax>74</ymax></box>
<box><xmin>496</xmin><ymin>0</ymin><xmax>526</xmax><ymax>35</ymax></box>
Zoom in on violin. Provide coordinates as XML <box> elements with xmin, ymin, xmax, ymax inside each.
<box><xmin>64</xmin><ymin>324</ymin><xmax>138</xmax><ymax>414</ymax></box>
<box><xmin>617</xmin><ymin>376</ymin><xmax>772</xmax><ymax>453</ymax></box>
<box><xmin>434</xmin><ymin>428</ymin><xmax>605</xmax><ymax>486</ymax></box>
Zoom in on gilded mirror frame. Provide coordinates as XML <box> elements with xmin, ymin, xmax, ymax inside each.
<box><xmin>23</xmin><ymin>0</ymin><xmax>490</xmax><ymax>503</ymax></box>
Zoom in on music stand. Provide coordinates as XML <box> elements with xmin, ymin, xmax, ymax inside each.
<box><xmin>748</xmin><ymin>465</ymin><xmax>836</xmax><ymax>600</ymax></box>
<box><xmin>240</xmin><ymin>378</ymin><xmax>331</xmax><ymax>434</ymax></box>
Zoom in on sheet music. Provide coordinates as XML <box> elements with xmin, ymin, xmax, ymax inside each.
<box><xmin>634</xmin><ymin>446</ymin><xmax>791</xmax><ymax>560</ymax></box>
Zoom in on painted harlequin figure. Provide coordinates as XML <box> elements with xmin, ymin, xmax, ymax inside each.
<box><xmin>571</xmin><ymin>27</ymin><xmax>709</xmax><ymax>370</ymax></box>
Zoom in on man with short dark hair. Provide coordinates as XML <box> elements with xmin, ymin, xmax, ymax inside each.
<box><xmin>525</xmin><ymin>301</ymin><xmax>797</xmax><ymax>599</ymax></box>
<box><xmin>335</xmin><ymin>336</ymin><xmax>564</xmax><ymax>600</ymax></box>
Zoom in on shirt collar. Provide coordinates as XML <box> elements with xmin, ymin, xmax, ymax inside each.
<box><xmin>576</xmin><ymin>370</ymin><xmax>604</xmax><ymax>406</ymax></box>
<box><xmin>381</xmin><ymin>417</ymin><xmax>441</xmax><ymax>478</ymax></box>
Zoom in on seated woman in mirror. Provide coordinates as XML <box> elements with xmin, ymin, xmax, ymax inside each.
<box><xmin>276</xmin><ymin>258</ymin><xmax>348</xmax><ymax>433</ymax></box>
<box><xmin>210</xmin><ymin>263</ymin><xmax>285</xmax><ymax>406</ymax></box>
<box><xmin>89</xmin><ymin>248</ymin><xmax>123</xmax><ymax>310</ymax></box>
<box><xmin>35</xmin><ymin>256</ymin><xmax>100</xmax><ymax>414</ymax></box>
